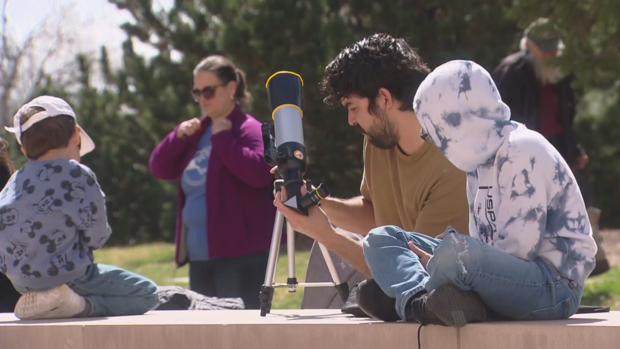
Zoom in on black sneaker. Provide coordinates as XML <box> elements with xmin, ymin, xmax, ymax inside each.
<box><xmin>356</xmin><ymin>279</ymin><xmax>401</xmax><ymax>322</ymax></box>
<box><xmin>404</xmin><ymin>291</ymin><xmax>446</xmax><ymax>325</ymax></box>
<box><xmin>425</xmin><ymin>284</ymin><xmax>487</xmax><ymax>327</ymax></box>
<box><xmin>341</xmin><ymin>284</ymin><xmax>369</xmax><ymax>318</ymax></box>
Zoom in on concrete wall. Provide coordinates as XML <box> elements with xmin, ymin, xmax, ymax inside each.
<box><xmin>0</xmin><ymin>310</ymin><xmax>618</xmax><ymax>349</ymax></box>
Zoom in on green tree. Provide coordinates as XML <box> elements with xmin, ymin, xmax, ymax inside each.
<box><xmin>22</xmin><ymin>0</ymin><xmax>618</xmax><ymax>248</ymax></box>
<box><xmin>575</xmin><ymin>99</ymin><xmax>620</xmax><ymax>228</ymax></box>
<box><xmin>33</xmin><ymin>50</ymin><xmax>180</xmax><ymax>245</ymax></box>
<box><xmin>505</xmin><ymin>0</ymin><xmax>620</xmax><ymax>92</ymax></box>
<box><xmin>96</xmin><ymin>0</ymin><xmax>532</xmax><ymax>242</ymax></box>
<box><xmin>506</xmin><ymin>0</ymin><xmax>620</xmax><ymax>227</ymax></box>
<box><xmin>108</xmin><ymin>0</ymin><xmax>519</xmax><ymax>199</ymax></box>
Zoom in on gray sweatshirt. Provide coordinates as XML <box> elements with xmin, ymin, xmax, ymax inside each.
<box><xmin>0</xmin><ymin>159</ymin><xmax>111</xmax><ymax>289</ymax></box>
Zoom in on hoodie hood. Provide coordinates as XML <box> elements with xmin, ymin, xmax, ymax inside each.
<box><xmin>413</xmin><ymin>60</ymin><xmax>517</xmax><ymax>172</ymax></box>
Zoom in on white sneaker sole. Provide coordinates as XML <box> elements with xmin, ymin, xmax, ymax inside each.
<box><xmin>15</xmin><ymin>284</ymin><xmax>87</xmax><ymax>320</ymax></box>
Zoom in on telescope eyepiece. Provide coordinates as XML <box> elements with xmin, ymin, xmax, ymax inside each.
<box><xmin>315</xmin><ymin>183</ymin><xmax>330</xmax><ymax>199</ymax></box>
<box><xmin>298</xmin><ymin>183</ymin><xmax>330</xmax><ymax>211</ymax></box>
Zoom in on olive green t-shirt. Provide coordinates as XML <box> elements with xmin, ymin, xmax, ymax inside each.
<box><xmin>360</xmin><ymin>137</ymin><xmax>470</xmax><ymax>237</ymax></box>
<box><xmin>300</xmin><ymin>137</ymin><xmax>471</xmax><ymax>310</ymax></box>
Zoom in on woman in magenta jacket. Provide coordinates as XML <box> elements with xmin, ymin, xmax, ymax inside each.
<box><xmin>149</xmin><ymin>55</ymin><xmax>276</xmax><ymax>309</ymax></box>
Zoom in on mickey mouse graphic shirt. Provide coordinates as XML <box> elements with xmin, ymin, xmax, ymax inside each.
<box><xmin>0</xmin><ymin>159</ymin><xmax>111</xmax><ymax>289</ymax></box>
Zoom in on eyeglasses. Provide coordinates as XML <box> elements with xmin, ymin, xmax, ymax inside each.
<box><xmin>420</xmin><ymin>128</ymin><xmax>434</xmax><ymax>145</ymax></box>
<box><xmin>191</xmin><ymin>84</ymin><xmax>225</xmax><ymax>102</ymax></box>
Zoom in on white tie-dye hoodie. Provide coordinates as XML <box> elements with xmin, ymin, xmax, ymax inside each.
<box><xmin>413</xmin><ymin>60</ymin><xmax>597</xmax><ymax>287</ymax></box>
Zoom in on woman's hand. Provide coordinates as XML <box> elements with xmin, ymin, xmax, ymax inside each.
<box><xmin>177</xmin><ymin>118</ymin><xmax>201</xmax><ymax>138</ymax></box>
<box><xmin>212</xmin><ymin>118</ymin><xmax>232</xmax><ymax>135</ymax></box>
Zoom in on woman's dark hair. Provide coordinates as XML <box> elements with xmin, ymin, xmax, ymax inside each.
<box><xmin>193</xmin><ymin>55</ymin><xmax>252</xmax><ymax>106</ymax></box>
<box><xmin>321</xmin><ymin>33</ymin><xmax>431</xmax><ymax>114</ymax></box>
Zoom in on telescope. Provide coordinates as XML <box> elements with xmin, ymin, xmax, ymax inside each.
<box><xmin>259</xmin><ymin>71</ymin><xmax>349</xmax><ymax>317</ymax></box>
<box><xmin>261</xmin><ymin>72</ymin><xmax>329</xmax><ymax>215</ymax></box>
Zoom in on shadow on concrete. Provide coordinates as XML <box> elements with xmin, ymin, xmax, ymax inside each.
<box><xmin>472</xmin><ymin>317</ymin><xmax>609</xmax><ymax>326</ymax></box>
<box><xmin>269</xmin><ymin>312</ymin><xmax>381</xmax><ymax>322</ymax></box>
<box><xmin>0</xmin><ymin>316</ymin><xmax>109</xmax><ymax>325</ymax></box>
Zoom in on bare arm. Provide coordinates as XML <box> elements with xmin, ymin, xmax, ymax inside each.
<box><xmin>313</xmin><ymin>225</ymin><xmax>372</xmax><ymax>277</ymax></box>
<box><xmin>321</xmin><ymin>196</ymin><xmax>376</xmax><ymax>236</ymax></box>
<box><xmin>273</xmin><ymin>186</ymin><xmax>373</xmax><ymax>277</ymax></box>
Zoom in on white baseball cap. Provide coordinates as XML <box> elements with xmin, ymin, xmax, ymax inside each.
<box><xmin>4</xmin><ymin>96</ymin><xmax>95</xmax><ymax>156</ymax></box>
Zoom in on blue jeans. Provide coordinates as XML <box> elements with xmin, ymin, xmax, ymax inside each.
<box><xmin>362</xmin><ymin>225</ymin><xmax>582</xmax><ymax>321</ymax></box>
<box><xmin>15</xmin><ymin>263</ymin><xmax>159</xmax><ymax>317</ymax></box>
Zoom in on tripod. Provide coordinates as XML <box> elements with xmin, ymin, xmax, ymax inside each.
<box><xmin>259</xmin><ymin>179</ymin><xmax>350</xmax><ymax>316</ymax></box>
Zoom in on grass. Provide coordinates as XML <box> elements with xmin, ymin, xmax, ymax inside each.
<box><xmin>581</xmin><ymin>267</ymin><xmax>620</xmax><ymax>310</ymax></box>
<box><xmin>95</xmin><ymin>242</ymin><xmax>620</xmax><ymax>311</ymax></box>
<box><xmin>94</xmin><ymin>242</ymin><xmax>310</xmax><ymax>309</ymax></box>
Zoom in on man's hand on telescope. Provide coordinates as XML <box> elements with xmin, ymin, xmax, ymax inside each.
<box><xmin>273</xmin><ymin>186</ymin><xmax>332</xmax><ymax>241</ymax></box>
<box><xmin>270</xmin><ymin>166</ymin><xmax>316</xmax><ymax>197</ymax></box>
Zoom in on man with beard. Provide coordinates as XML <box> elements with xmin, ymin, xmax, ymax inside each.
<box><xmin>273</xmin><ymin>33</ymin><xmax>470</xmax><ymax>320</ymax></box>
<box><xmin>492</xmin><ymin>18</ymin><xmax>609</xmax><ymax>276</ymax></box>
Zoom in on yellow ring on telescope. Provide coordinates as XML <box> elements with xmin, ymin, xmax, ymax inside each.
<box><xmin>315</xmin><ymin>189</ymin><xmax>324</xmax><ymax>200</ymax></box>
<box><xmin>272</xmin><ymin>104</ymin><xmax>303</xmax><ymax>120</ymax></box>
<box><xmin>265</xmin><ymin>71</ymin><xmax>304</xmax><ymax>88</ymax></box>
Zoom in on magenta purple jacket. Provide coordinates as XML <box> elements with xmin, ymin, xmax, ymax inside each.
<box><xmin>149</xmin><ymin>105</ymin><xmax>276</xmax><ymax>266</ymax></box>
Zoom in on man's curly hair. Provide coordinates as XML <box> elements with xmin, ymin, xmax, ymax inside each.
<box><xmin>321</xmin><ymin>33</ymin><xmax>431</xmax><ymax>114</ymax></box>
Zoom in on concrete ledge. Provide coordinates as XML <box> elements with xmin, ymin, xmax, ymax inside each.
<box><xmin>0</xmin><ymin>310</ymin><xmax>618</xmax><ymax>349</ymax></box>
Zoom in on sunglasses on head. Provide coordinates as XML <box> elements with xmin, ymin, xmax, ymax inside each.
<box><xmin>191</xmin><ymin>83</ymin><xmax>225</xmax><ymax>102</ymax></box>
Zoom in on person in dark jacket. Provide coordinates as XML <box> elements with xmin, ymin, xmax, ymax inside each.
<box><xmin>0</xmin><ymin>138</ymin><xmax>22</xmax><ymax>312</ymax></box>
<box><xmin>149</xmin><ymin>55</ymin><xmax>276</xmax><ymax>309</ymax></box>
<box><xmin>492</xmin><ymin>18</ymin><xmax>609</xmax><ymax>276</ymax></box>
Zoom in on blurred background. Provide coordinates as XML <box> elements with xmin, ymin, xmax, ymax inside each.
<box><xmin>1</xmin><ymin>0</ymin><xmax>618</xmax><ymax>309</ymax></box>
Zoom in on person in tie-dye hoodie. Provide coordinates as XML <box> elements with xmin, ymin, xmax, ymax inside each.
<box><xmin>362</xmin><ymin>60</ymin><xmax>597</xmax><ymax>327</ymax></box>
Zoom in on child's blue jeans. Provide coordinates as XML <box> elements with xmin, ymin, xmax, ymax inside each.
<box><xmin>14</xmin><ymin>263</ymin><xmax>159</xmax><ymax>317</ymax></box>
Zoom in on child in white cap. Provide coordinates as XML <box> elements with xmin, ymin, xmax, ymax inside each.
<box><xmin>1</xmin><ymin>95</ymin><xmax>159</xmax><ymax>319</ymax></box>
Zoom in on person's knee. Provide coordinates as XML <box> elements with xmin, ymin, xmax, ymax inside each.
<box><xmin>429</xmin><ymin>233</ymin><xmax>480</xmax><ymax>275</ymax></box>
<box><xmin>145</xmin><ymin>292</ymin><xmax>160</xmax><ymax>312</ymax></box>
<box><xmin>363</xmin><ymin>225</ymin><xmax>404</xmax><ymax>253</ymax></box>
<box><xmin>363</xmin><ymin>225</ymin><xmax>410</xmax><ymax>269</ymax></box>
<box><xmin>138</xmin><ymin>278</ymin><xmax>160</xmax><ymax>312</ymax></box>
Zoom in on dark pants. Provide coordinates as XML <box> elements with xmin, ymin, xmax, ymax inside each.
<box><xmin>0</xmin><ymin>273</ymin><xmax>20</xmax><ymax>313</ymax></box>
<box><xmin>188</xmin><ymin>251</ymin><xmax>269</xmax><ymax>309</ymax></box>
<box><xmin>0</xmin><ymin>168</ymin><xmax>20</xmax><ymax>313</ymax></box>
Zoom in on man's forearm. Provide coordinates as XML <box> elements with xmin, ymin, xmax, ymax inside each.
<box><xmin>321</xmin><ymin>196</ymin><xmax>376</xmax><ymax>236</ymax></box>
<box><xmin>316</xmin><ymin>226</ymin><xmax>372</xmax><ymax>277</ymax></box>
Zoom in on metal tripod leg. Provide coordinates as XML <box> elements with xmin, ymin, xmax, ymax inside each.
<box><xmin>286</xmin><ymin>218</ymin><xmax>297</xmax><ymax>292</ymax></box>
<box><xmin>317</xmin><ymin>242</ymin><xmax>350</xmax><ymax>303</ymax></box>
<box><xmin>260</xmin><ymin>210</ymin><xmax>284</xmax><ymax>316</ymax></box>
<box><xmin>259</xmin><ymin>210</ymin><xmax>351</xmax><ymax>316</ymax></box>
